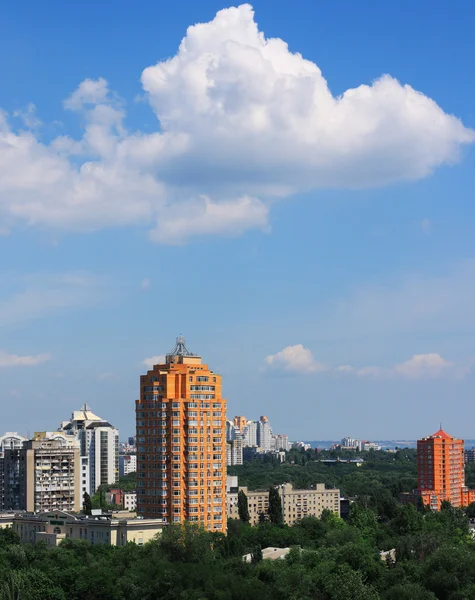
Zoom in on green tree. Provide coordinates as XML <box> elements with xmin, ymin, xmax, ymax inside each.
<box><xmin>238</xmin><ymin>490</ymin><xmax>250</xmax><ymax>523</ymax></box>
<box><xmin>251</xmin><ymin>545</ymin><xmax>263</xmax><ymax>563</ymax></box>
<box><xmin>268</xmin><ymin>486</ymin><xmax>283</xmax><ymax>525</ymax></box>
<box><xmin>82</xmin><ymin>492</ymin><xmax>93</xmax><ymax>515</ymax></box>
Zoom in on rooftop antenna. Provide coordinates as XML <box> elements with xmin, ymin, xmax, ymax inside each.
<box><xmin>166</xmin><ymin>335</ymin><xmax>196</xmax><ymax>361</ymax></box>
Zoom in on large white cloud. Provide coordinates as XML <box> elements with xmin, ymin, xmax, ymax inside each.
<box><xmin>0</xmin><ymin>4</ymin><xmax>473</xmax><ymax>243</ymax></box>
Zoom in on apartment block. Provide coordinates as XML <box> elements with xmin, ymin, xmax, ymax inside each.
<box><xmin>279</xmin><ymin>483</ymin><xmax>340</xmax><ymax>525</ymax></box>
<box><xmin>227</xmin><ymin>478</ymin><xmax>340</xmax><ymax>526</ymax></box>
<box><xmin>401</xmin><ymin>428</ymin><xmax>475</xmax><ymax>510</ymax></box>
<box><xmin>119</xmin><ymin>452</ymin><xmax>137</xmax><ymax>476</ymax></box>
<box><xmin>136</xmin><ymin>337</ymin><xmax>227</xmax><ymax>533</ymax></box>
<box><xmin>59</xmin><ymin>404</ymin><xmax>119</xmax><ymax>496</ymax></box>
<box><xmin>19</xmin><ymin>434</ymin><xmax>81</xmax><ymax>513</ymax></box>
<box><xmin>226</xmin><ymin>439</ymin><xmax>243</xmax><ymax>466</ymax></box>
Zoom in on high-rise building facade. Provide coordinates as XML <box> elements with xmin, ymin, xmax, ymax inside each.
<box><xmin>0</xmin><ymin>432</ymin><xmax>28</xmax><ymax>510</ymax></box>
<box><xmin>401</xmin><ymin>428</ymin><xmax>475</xmax><ymax>510</ymax></box>
<box><xmin>59</xmin><ymin>404</ymin><xmax>119</xmax><ymax>496</ymax></box>
<box><xmin>136</xmin><ymin>337</ymin><xmax>227</xmax><ymax>532</ymax></box>
<box><xmin>226</xmin><ymin>439</ymin><xmax>243</xmax><ymax>466</ymax></box>
<box><xmin>19</xmin><ymin>433</ymin><xmax>81</xmax><ymax>513</ymax></box>
<box><xmin>258</xmin><ymin>416</ymin><xmax>273</xmax><ymax>451</ymax></box>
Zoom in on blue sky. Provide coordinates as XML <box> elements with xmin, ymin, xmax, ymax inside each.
<box><xmin>1</xmin><ymin>0</ymin><xmax>475</xmax><ymax>441</ymax></box>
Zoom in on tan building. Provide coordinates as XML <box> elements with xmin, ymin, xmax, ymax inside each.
<box><xmin>13</xmin><ymin>510</ymin><xmax>165</xmax><ymax>547</ymax></box>
<box><xmin>279</xmin><ymin>483</ymin><xmax>340</xmax><ymax>525</ymax></box>
<box><xmin>228</xmin><ymin>486</ymin><xmax>269</xmax><ymax>525</ymax></box>
<box><xmin>136</xmin><ymin>337</ymin><xmax>227</xmax><ymax>533</ymax></box>
<box><xmin>19</xmin><ymin>434</ymin><xmax>81</xmax><ymax>513</ymax></box>
<box><xmin>227</xmin><ymin>479</ymin><xmax>340</xmax><ymax>526</ymax></box>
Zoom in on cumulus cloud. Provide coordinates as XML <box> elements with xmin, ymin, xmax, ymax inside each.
<box><xmin>393</xmin><ymin>353</ymin><xmax>453</xmax><ymax>379</ymax></box>
<box><xmin>265</xmin><ymin>347</ymin><xmax>461</xmax><ymax>379</ymax></box>
<box><xmin>0</xmin><ymin>350</ymin><xmax>50</xmax><ymax>367</ymax></box>
<box><xmin>143</xmin><ymin>355</ymin><xmax>166</xmax><ymax>369</ymax></box>
<box><xmin>265</xmin><ymin>344</ymin><xmax>328</xmax><ymax>373</ymax></box>
<box><xmin>0</xmin><ymin>5</ymin><xmax>473</xmax><ymax>243</ymax></box>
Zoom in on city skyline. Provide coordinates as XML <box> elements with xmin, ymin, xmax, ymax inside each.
<box><xmin>1</xmin><ymin>1</ymin><xmax>475</xmax><ymax>439</ymax></box>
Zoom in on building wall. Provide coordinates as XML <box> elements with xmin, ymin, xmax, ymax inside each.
<box><xmin>119</xmin><ymin>453</ymin><xmax>137</xmax><ymax>476</ymax></box>
<box><xmin>228</xmin><ymin>483</ymin><xmax>341</xmax><ymax>526</ymax></box>
<box><xmin>19</xmin><ymin>437</ymin><xmax>81</xmax><ymax>513</ymax></box>
<box><xmin>13</xmin><ymin>511</ymin><xmax>164</xmax><ymax>547</ymax></box>
<box><xmin>136</xmin><ymin>345</ymin><xmax>227</xmax><ymax>533</ymax></box>
<box><xmin>226</xmin><ymin>439</ymin><xmax>243</xmax><ymax>466</ymax></box>
<box><xmin>279</xmin><ymin>483</ymin><xmax>340</xmax><ymax>525</ymax></box>
<box><xmin>417</xmin><ymin>430</ymin><xmax>465</xmax><ymax>509</ymax></box>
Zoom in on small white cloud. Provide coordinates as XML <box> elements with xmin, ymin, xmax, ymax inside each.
<box><xmin>13</xmin><ymin>103</ymin><xmax>42</xmax><ymax>130</ymax></box>
<box><xmin>265</xmin><ymin>344</ymin><xmax>328</xmax><ymax>374</ymax></box>
<box><xmin>141</xmin><ymin>278</ymin><xmax>152</xmax><ymax>291</ymax></box>
<box><xmin>144</xmin><ymin>354</ymin><xmax>166</xmax><ymax>369</ymax></box>
<box><xmin>64</xmin><ymin>78</ymin><xmax>110</xmax><ymax>111</ymax></box>
<box><xmin>149</xmin><ymin>195</ymin><xmax>269</xmax><ymax>244</ymax></box>
<box><xmin>421</xmin><ymin>218</ymin><xmax>431</xmax><ymax>234</ymax></box>
<box><xmin>393</xmin><ymin>353</ymin><xmax>453</xmax><ymax>379</ymax></box>
<box><xmin>265</xmin><ymin>347</ymin><xmax>460</xmax><ymax>380</ymax></box>
<box><xmin>0</xmin><ymin>350</ymin><xmax>50</xmax><ymax>367</ymax></box>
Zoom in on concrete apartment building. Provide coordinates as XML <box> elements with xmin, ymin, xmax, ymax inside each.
<box><xmin>119</xmin><ymin>452</ymin><xmax>137</xmax><ymax>476</ymax></box>
<box><xmin>136</xmin><ymin>337</ymin><xmax>227</xmax><ymax>533</ymax></box>
<box><xmin>13</xmin><ymin>510</ymin><xmax>164</xmax><ymax>547</ymax></box>
<box><xmin>19</xmin><ymin>433</ymin><xmax>81</xmax><ymax>513</ymax></box>
<box><xmin>226</xmin><ymin>439</ymin><xmax>243</xmax><ymax>466</ymax></box>
<box><xmin>227</xmin><ymin>477</ymin><xmax>340</xmax><ymax>525</ymax></box>
<box><xmin>59</xmin><ymin>404</ymin><xmax>119</xmax><ymax>496</ymax></box>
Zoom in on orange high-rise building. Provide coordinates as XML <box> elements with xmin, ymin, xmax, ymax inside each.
<box><xmin>407</xmin><ymin>428</ymin><xmax>475</xmax><ymax>510</ymax></box>
<box><xmin>135</xmin><ymin>337</ymin><xmax>227</xmax><ymax>532</ymax></box>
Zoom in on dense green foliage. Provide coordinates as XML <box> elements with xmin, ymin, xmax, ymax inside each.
<box><xmin>5</xmin><ymin>450</ymin><xmax>470</xmax><ymax>598</ymax></box>
<box><xmin>0</xmin><ymin>500</ymin><xmax>474</xmax><ymax>599</ymax></box>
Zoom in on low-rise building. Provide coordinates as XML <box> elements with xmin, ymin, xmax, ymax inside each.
<box><xmin>227</xmin><ymin>478</ymin><xmax>340</xmax><ymax>526</ymax></box>
<box><xmin>13</xmin><ymin>510</ymin><xmax>165</xmax><ymax>547</ymax></box>
<box><xmin>279</xmin><ymin>483</ymin><xmax>340</xmax><ymax>525</ymax></box>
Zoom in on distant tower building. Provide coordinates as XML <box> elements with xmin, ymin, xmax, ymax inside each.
<box><xmin>58</xmin><ymin>404</ymin><xmax>119</xmax><ymax>496</ymax></box>
<box><xmin>258</xmin><ymin>416</ymin><xmax>273</xmax><ymax>451</ymax></box>
<box><xmin>136</xmin><ymin>337</ymin><xmax>227</xmax><ymax>533</ymax></box>
<box><xmin>273</xmin><ymin>434</ymin><xmax>290</xmax><ymax>451</ymax></box>
<box><xmin>0</xmin><ymin>432</ymin><xmax>28</xmax><ymax>510</ymax></box>
<box><xmin>243</xmin><ymin>421</ymin><xmax>258</xmax><ymax>447</ymax></box>
<box><xmin>401</xmin><ymin>428</ymin><xmax>475</xmax><ymax>510</ymax></box>
<box><xmin>233</xmin><ymin>416</ymin><xmax>247</xmax><ymax>432</ymax></box>
<box><xmin>226</xmin><ymin>439</ymin><xmax>243</xmax><ymax>466</ymax></box>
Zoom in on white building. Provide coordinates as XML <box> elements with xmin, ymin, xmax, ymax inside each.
<box><xmin>341</xmin><ymin>437</ymin><xmax>362</xmax><ymax>451</ymax></box>
<box><xmin>119</xmin><ymin>453</ymin><xmax>137</xmax><ymax>476</ymax></box>
<box><xmin>273</xmin><ymin>434</ymin><xmax>290</xmax><ymax>451</ymax></box>
<box><xmin>243</xmin><ymin>421</ymin><xmax>258</xmax><ymax>447</ymax></box>
<box><xmin>59</xmin><ymin>404</ymin><xmax>119</xmax><ymax>496</ymax></box>
<box><xmin>123</xmin><ymin>491</ymin><xmax>137</xmax><ymax>511</ymax></box>
<box><xmin>257</xmin><ymin>416</ymin><xmax>273</xmax><ymax>452</ymax></box>
<box><xmin>362</xmin><ymin>441</ymin><xmax>382</xmax><ymax>451</ymax></box>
